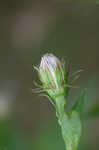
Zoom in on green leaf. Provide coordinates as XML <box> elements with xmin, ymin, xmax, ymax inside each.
<box><xmin>73</xmin><ymin>89</ymin><xmax>87</xmax><ymax>119</ymax></box>
<box><xmin>87</xmin><ymin>105</ymin><xmax>99</xmax><ymax>118</ymax></box>
<box><xmin>61</xmin><ymin>111</ymin><xmax>82</xmax><ymax>150</ymax></box>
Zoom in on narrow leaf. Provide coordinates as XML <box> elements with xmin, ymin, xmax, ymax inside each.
<box><xmin>73</xmin><ymin>89</ymin><xmax>87</xmax><ymax>119</ymax></box>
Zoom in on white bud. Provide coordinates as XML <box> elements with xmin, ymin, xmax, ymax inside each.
<box><xmin>39</xmin><ymin>53</ymin><xmax>64</xmax><ymax>90</ymax></box>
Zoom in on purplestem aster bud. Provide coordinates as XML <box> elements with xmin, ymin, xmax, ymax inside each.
<box><xmin>39</xmin><ymin>53</ymin><xmax>64</xmax><ymax>91</ymax></box>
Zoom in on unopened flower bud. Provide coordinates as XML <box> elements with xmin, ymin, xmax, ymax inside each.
<box><xmin>33</xmin><ymin>53</ymin><xmax>68</xmax><ymax>101</ymax></box>
<box><xmin>39</xmin><ymin>53</ymin><xmax>64</xmax><ymax>90</ymax></box>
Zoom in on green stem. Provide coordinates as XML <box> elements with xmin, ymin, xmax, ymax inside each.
<box><xmin>55</xmin><ymin>95</ymin><xmax>66</xmax><ymax>122</ymax></box>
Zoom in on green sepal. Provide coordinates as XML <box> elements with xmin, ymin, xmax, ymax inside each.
<box><xmin>61</xmin><ymin>111</ymin><xmax>82</xmax><ymax>150</ymax></box>
<box><xmin>72</xmin><ymin>89</ymin><xmax>87</xmax><ymax>120</ymax></box>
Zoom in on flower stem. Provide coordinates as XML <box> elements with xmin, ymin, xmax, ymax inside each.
<box><xmin>55</xmin><ymin>95</ymin><xmax>66</xmax><ymax>122</ymax></box>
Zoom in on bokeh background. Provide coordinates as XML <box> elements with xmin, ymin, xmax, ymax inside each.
<box><xmin>0</xmin><ymin>1</ymin><xmax>99</xmax><ymax>150</ymax></box>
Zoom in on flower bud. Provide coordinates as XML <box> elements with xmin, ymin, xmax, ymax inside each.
<box><xmin>36</xmin><ymin>53</ymin><xmax>66</xmax><ymax>96</ymax></box>
<box><xmin>34</xmin><ymin>53</ymin><xmax>68</xmax><ymax>111</ymax></box>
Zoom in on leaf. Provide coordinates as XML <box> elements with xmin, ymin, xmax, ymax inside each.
<box><xmin>61</xmin><ymin>111</ymin><xmax>82</xmax><ymax>150</ymax></box>
<box><xmin>73</xmin><ymin>89</ymin><xmax>87</xmax><ymax>120</ymax></box>
<box><xmin>87</xmin><ymin>105</ymin><xmax>99</xmax><ymax>118</ymax></box>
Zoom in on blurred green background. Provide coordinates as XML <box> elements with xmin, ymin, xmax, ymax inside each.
<box><xmin>0</xmin><ymin>1</ymin><xmax>99</xmax><ymax>150</ymax></box>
